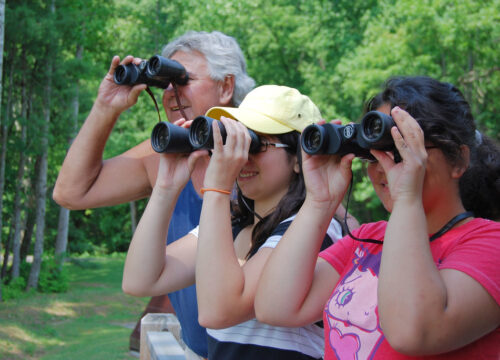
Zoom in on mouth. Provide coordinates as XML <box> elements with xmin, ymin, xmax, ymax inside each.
<box><xmin>239</xmin><ymin>171</ymin><xmax>258</xmax><ymax>179</ymax></box>
<box><xmin>170</xmin><ymin>105</ymin><xmax>189</xmax><ymax>112</ymax></box>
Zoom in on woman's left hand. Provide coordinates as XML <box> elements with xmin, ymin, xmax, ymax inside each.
<box><xmin>371</xmin><ymin>107</ymin><xmax>428</xmax><ymax>204</ymax></box>
<box><xmin>203</xmin><ymin>116</ymin><xmax>251</xmax><ymax>191</ymax></box>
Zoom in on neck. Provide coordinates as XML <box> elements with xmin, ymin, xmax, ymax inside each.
<box><xmin>425</xmin><ymin>197</ymin><xmax>469</xmax><ymax>235</ymax></box>
<box><xmin>253</xmin><ymin>191</ymin><xmax>288</xmax><ymax>224</ymax></box>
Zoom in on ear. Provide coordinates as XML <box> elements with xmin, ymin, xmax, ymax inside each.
<box><xmin>293</xmin><ymin>157</ymin><xmax>300</xmax><ymax>174</ymax></box>
<box><xmin>452</xmin><ymin>145</ymin><xmax>470</xmax><ymax>179</ymax></box>
<box><xmin>218</xmin><ymin>75</ymin><xmax>235</xmax><ymax>106</ymax></box>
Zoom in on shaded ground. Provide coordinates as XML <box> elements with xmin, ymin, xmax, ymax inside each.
<box><xmin>0</xmin><ymin>255</ymin><xmax>148</xmax><ymax>360</ymax></box>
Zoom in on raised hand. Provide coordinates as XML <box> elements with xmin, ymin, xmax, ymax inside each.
<box><xmin>95</xmin><ymin>55</ymin><xmax>148</xmax><ymax>115</ymax></box>
<box><xmin>203</xmin><ymin>116</ymin><xmax>251</xmax><ymax>191</ymax></box>
<box><xmin>155</xmin><ymin>119</ymin><xmax>209</xmax><ymax>192</ymax></box>
<box><xmin>370</xmin><ymin>107</ymin><xmax>427</xmax><ymax>205</ymax></box>
<box><xmin>301</xmin><ymin>150</ymin><xmax>354</xmax><ymax>208</ymax></box>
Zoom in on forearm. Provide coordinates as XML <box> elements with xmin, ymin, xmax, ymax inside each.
<box><xmin>122</xmin><ymin>186</ymin><xmax>179</xmax><ymax>296</ymax></box>
<box><xmin>255</xmin><ymin>197</ymin><xmax>339</xmax><ymax>326</ymax></box>
<box><xmin>378</xmin><ymin>200</ymin><xmax>448</xmax><ymax>352</ymax></box>
<box><xmin>53</xmin><ymin>101</ymin><xmax>121</xmax><ymax>208</ymax></box>
<box><xmin>336</xmin><ymin>203</ymin><xmax>360</xmax><ymax>230</ymax></box>
<box><xmin>196</xmin><ymin>193</ymin><xmax>249</xmax><ymax>327</ymax></box>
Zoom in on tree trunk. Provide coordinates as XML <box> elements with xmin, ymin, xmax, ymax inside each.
<box><xmin>1</xmin><ymin>221</ymin><xmax>13</xmax><ymax>278</ymax></box>
<box><xmin>27</xmin><ymin>0</ymin><xmax>55</xmax><ymax>290</ymax></box>
<box><xmin>10</xmin><ymin>58</ymin><xmax>29</xmax><ymax>279</ymax></box>
<box><xmin>20</xmin><ymin>199</ymin><xmax>36</xmax><ymax>262</ymax></box>
<box><xmin>27</xmin><ymin>153</ymin><xmax>49</xmax><ymax>290</ymax></box>
<box><xmin>55</xmin><ymin>44</ymin><xmax>83</xmax><ymax>270</ymax></box>
<box><xmin>0</xmin><ymin>61</ymin><xmax>13</xmax><ymax>283</ymax></box>
<box><xmin>0</xmin><ymin>0</ymin><xmax>7</xmax><ymax>300</ymax></box>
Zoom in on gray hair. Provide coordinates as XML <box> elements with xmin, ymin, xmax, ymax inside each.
<box><xmin>162</xmin><ymin>31</ymin><xmax>255</xmax><ymax>106</ymax></box>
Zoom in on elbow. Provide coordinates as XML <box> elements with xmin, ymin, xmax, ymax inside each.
<box><xmin>122</xmin><ymin>280</ymin><xmax>148</xmax><ymax>297</ymax></box>
<box><xmin>198</xmin><ymin>310</ymin><xmax>233</xmax><ymax>330</ymax></box>
<box><xmin>254</xmin><ymin>292</ymin><xmax>286</xmax><ymax>326</ymax></box>
<box><xmin>52</xmin><ymin>186</ymin><xmax>81</xmax><ymax>210</ymax></box>
<box><xmin>385</xmin><ymin>334</ymin><xmax>426</xmax><ymax>356</ymax></box>
<box><xmin>122</xmin><ymin>281</ymin><xmax>138</xmax><ymax>296</ymax></box>
<box><xmin>198</xmin><ymin>301</ymin><xmax>250</xmax><ymax>329</ymax></box>
<box><xmin>255</xmin><ymin>301</ymin><xmax>291</xmax><ymax>327</ymax></box>
<box><xmin>382</xmin><ymin>321</ymin><xmax>431</xmax><ymax>356</ymax></box>
<box><xmin>254</xmin><ymin>304</ymin><xmax>275</xmax><ymax>325</ymax></box>
<box><xmin>52</xmin><ymin>187</ymin><xmax>69</xmax><ymax>208</ymax></box>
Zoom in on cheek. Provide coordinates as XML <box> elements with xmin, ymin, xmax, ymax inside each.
<box><xmin>366</xmin><ymin>164</ymin><xmax>378</xmax><ymax>183</ymax></box>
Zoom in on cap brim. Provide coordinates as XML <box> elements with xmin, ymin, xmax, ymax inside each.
<box><xmin>206</xmin><ymin>107</ymin><xmax>295</xmax><ymax>134</ymax></box>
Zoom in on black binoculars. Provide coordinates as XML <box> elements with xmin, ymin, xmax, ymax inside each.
<box><xmin>301</xmin><ymin>111</ymin><xmax>401</xmax><ymax>162</ymax></box>
<box><xmin>113</xmin><ymin>55</ymin><xmax>189</xmax><ymax>89</ymax></box>
<box><xmin>151</xmin><ymin>116</ymin><xmax>262</xmax><ymax>154</ymax></box>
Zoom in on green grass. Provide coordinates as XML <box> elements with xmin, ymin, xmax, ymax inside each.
<box><xmin>0</xmin><ymin>254</ymin><xmax>149</xmax><ymax>360</ymax></box>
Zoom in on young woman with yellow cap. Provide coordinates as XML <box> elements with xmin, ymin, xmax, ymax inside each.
<box><xmin>122</xmin><ymin>85</ymin><xmax>356</xmax><ymax>359</ymax></box>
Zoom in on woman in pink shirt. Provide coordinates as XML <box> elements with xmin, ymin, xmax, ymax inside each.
<box><xmin>255</xmin><ymin>76</ymin><xmax>500</xmax><ymax>359</ymax></box>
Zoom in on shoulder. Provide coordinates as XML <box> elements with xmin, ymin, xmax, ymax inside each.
<box><xmin>445</xmin><ymin>218</ymin><xmax>500</xmax><ymax>246</ymax></box>
<box><xmin>319</xmin><ymin>221</ymin><xmax>386</xmax><ymax>262</ymax></box>
<box><xmin>269</xmin><ymin>215</ymin><xmax>296</xmax><ymax>237</ymax></box>
<box><xmin>355</xmin><ymin>220</ymin><xmax>387</xmax><ymax>239</ymax></box>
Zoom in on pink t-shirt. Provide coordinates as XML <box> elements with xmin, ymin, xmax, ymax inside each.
<box><xmin>319</xmin><ymin>218</ymin><xmax>500</xmax><ymax>359</ymax></box>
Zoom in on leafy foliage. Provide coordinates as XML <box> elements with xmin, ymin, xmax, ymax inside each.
<box><xmin>1</xmin><ymin>0</ymin><xmax>499</xmax><ymax>276</ymax></box>
<box><xmin>2</xmin><ymin>257</ymin><xmax>68</xmax><ymax>299</ymax></box>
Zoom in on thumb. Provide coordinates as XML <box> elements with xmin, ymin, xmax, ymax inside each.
<box><xmin>187</xmin><ymin>150</ymin><xmax>210</xmax><ymax>173</ymax></box>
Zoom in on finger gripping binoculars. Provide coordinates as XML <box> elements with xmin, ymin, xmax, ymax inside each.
<box><xmin>113</xmin><ymin>55</ymin><xmax>189</xmax><ymax>89</ymax></box>
<box><xmin>151</xmin><ymin>116</ymin><xmax>262</xmax><ymax>154</ymax></box>
<box><xmin>301</xmin><ymin>111</ymin><xmax>400</xmax><ymax>162</ymax></box>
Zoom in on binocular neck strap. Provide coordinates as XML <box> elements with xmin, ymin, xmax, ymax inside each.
<box><xmin>171</xmin><ymin>83</ymin><xmax>189</xmax><ymax>121</ymax></box>
<box><xmin>145</xmin><ymin>84</ymin><xmax>188</xmax><ymax>123</ymax></box>
<box><xmin>145</xmin><ymin>87</ymin><xmax>162</xmax><ymax>123</ymax></box>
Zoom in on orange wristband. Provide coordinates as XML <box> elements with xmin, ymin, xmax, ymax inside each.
<box><xmin>200</xmin><ymin>188</ymin><xmax>231</xmax><ymax>195</ymax></box>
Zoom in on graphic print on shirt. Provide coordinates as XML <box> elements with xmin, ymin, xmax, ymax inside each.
<box><xmin>325</xmin><ymin>246</ymin><xmax>384</xmax><ymax>359</ymax></box>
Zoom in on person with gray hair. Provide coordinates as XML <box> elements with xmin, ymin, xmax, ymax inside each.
<box><xmin>162</xmin><ymin>30</ymin><xmax>254</xmax><ymax>107</ymax></box>
<box><xmin>53</xmin><ymin>30</ymin><xmax>255</xmax><ymax>358</ymax></box>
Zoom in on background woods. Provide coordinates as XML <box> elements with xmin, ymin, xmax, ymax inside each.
<box><xmin>1</xmin><ymin>0</ymin><xmax>499</xmax><ymax>299</ymax></box>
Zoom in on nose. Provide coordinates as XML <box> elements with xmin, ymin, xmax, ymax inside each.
<box><xmin>368</xmin><ymin>160</ymin><xmax>383</xmax><ymax>173</ymax></box>
<box><xmin>163</xmin><ymin>83</ymin><xmax>175</xmax><ymax>96</ymax></box>
<box><xmin>162</xmin><ymin>84</ymin><xmax>178</xmax><ymax>105</ymax></box>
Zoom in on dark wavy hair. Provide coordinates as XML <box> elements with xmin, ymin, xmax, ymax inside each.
<box><xmin>231</xmin><ymin>131</ymin><xmax>305</xmax><ymax>259</ymax></box>
<box><xmin>365</xmin><ymin>76</ymin><xmax>500</xmax><ymax>220</ymax></box>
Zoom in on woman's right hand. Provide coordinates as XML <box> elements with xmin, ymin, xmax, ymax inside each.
<box><xmin>202</xmin><ymin>116</ymin><xmax>251</xmax><ymax>191</ymax></box>
<box><xmin>155</xmin><ymin>119</ymin><xmax>209</xmax><ymax>192</ymax></box>
<box><xmin>301</xmin><ymin>150</ymin><xmax>354</xmax><ymax>208</ymax></box>
<box><xmin>95</xmin><ymin>55</ymin><xmax>148</xmax><ymax>115</ymax></box>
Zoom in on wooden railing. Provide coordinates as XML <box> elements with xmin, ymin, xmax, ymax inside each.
<box><xmin>140</xmin><ymin>313</ymin><xmax>186</xmax><ymax>360</ymax></box>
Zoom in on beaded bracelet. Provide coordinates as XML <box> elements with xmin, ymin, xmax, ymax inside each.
<box><xmin>200</xmin><ymin>188</ymin><xmax>231</xmax><ymax>195</ymax></box>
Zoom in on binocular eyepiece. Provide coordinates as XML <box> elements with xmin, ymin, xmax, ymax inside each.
<box><xmin>151</xmin><ymin>116</ymin><xmax>262</xmax><ymax>154</ymax></box>
<box><xmin>114</xmin><ymin>55</ymin><xmax>189</xmax><ymax>89</ymax></box>
<box><xmin>301</xmin><ymin>111</ymin><xmax>400</xmax><ymax>162</ymax></box>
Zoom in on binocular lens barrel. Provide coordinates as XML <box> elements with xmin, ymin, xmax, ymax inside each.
<box><xmin>146</xmin><ymin>56</ymin><xmax>189</xmax><ymax>85</ymax></box>
<box><xmin>300</xmin><ymin>111</ymin><xmax>397</xmax><ymax>159</ymax></box>
<box><xmin>190</xmin><ymin>116</ymin><xmax>214</xmax><ymax>149</ymax></box>
<box><xmin>360</xmin><ymin>111</ymin><xmax>395</xmax><ymax>147</ymax></box>
<box><xmin>114</xmin><ymin>63</ymin><xmax>138</xmax><ymax>85</ymax></box>
<box><xmin>151</xmin><ymin>122</ymin><xmax>194</xmax><ymax>153</ymax></box>
<box><xmin>151</xmin><ymin>116</ymin><xmax>263</xmax><ymax>154</ymax></box>
<box><xmin>148</xmin><ymin>56</ymin><xmax>162</xmax><ymax>75</ymax></box>
<box><xmin>190</xmin><ymin>116</ymin><xmax>262</xmax><ymax>153</ymax></box>
<box><xmin>301</xmin><ymin>125</ymin><xmax>327</xmax><ymax>154</ymax></box>
<box><xmin>113</xmin><ymin>55</ymin><xmax>188</xmax><ymax>89</ymax></box>
<box><xmin>361</xmin><ymin>111</ymin><xmax>390</xmax><ymax>142</ymax></box>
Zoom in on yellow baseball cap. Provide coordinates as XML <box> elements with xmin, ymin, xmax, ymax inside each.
<box><xmin>206</xmin><ymin>85</ymin><xmax>321</xmax><ymax>134</ymax></box>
